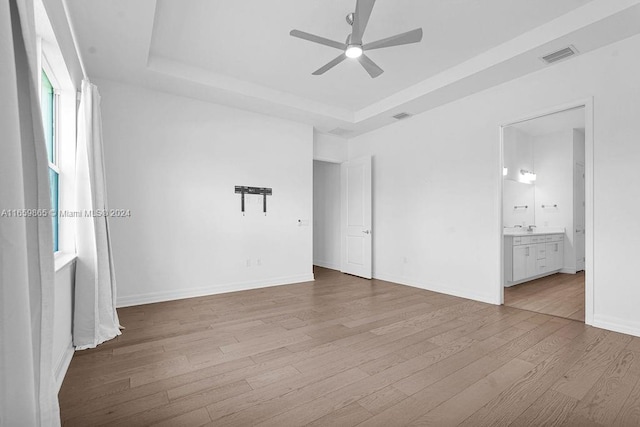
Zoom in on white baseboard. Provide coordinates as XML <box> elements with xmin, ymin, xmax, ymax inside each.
<box><xmin>313</xmin><ymin>260</ymin><xmax>340</xmax><ymax>271</ymax></box>
<box><xmin>374</xmin><ymin>273</ymin><xmax>499</xmax><ymax>305</ymax></box>
<box><xmin>560</xmin><ymin>268</ymin><xmax>577</xmax><ymax>274</ymax></box>
<box><xmin>116</xmin><ymin>273</ymin><xmax>315</xmax><ymax>308</ymax></box>
<box><xmin>54</xmin><ymin>341</ymin><xmax>74</xmax><ymax>392</ymax></box>
<box><xmin>592</xmin><ymin>314</ymin><xmax>640</xmax><ymax>338</ymax></box>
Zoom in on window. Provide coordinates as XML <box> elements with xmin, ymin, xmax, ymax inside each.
<box><xmin>35</xmin><ymin>0</ymin><xmax>76</xmax><ymax>261</ymax></box>
<box><xmin>41</xmin><ymin>69</ymin><xmax>59</xmax><ymax>252</ymax></box>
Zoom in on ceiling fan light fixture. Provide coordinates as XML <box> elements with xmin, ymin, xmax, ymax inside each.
<box><xmin>290</xmin><ymin>0</ymin><xmax>423</xmax><ymax>77</ymax></box>
<box><xmin>345</xmin><ymin>45</ymin><xmax>363</xmax><ymax>59</ymax></box>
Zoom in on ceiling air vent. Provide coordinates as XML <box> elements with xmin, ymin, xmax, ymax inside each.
<box><xmin>328</xmin><ymin>127</ymin><xmax>353</xmax><ymax>137</ymax></box>
<box><xmin>541</xmin><ymin>46</ymin><xmax>578</xmax><ymax>64</ymax></box>
<box><xmin>392</xmin><ymin>112</ymin><xmax>413</xmax><ymax>120</ymax></box>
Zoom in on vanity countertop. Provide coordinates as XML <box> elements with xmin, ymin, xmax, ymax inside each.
<box><xmin>503</xmin><ymin>227</ymin><xmax>565</xmax><ymax>237</ymax></box>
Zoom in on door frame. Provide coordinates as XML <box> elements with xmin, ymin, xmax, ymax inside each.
<box><xmin>497</xmin><ymin>98</ymin><xmax>594</xmax><ymax>325</ymax></box>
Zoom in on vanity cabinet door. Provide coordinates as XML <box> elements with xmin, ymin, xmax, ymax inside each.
<box><xmin>513</xmin><ymin>245</ymin><xmax>536</xmax><ymax>281</ymax></box>
<box><xmin>546</xmin><ymin>241</ymin><xmax>564</xmax><ymax>271</ymax></box>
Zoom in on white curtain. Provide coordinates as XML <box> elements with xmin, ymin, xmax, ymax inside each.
<box><xmin>0</xmin><ymin>0</ymin><xmax>60</xmax><ymax>425</ymax></box>
<box><xmin>73</xmin><ymin>80</ymin><xmax>121</xmax><ymax>350</ymax></box>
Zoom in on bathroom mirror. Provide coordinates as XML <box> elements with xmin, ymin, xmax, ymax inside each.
<box><xmin>503</xmin><ymin>107</ymin><xmax>586</xmax><ymax>230</ymax></box>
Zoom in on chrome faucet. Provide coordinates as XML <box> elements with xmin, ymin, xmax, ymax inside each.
<box><xmin>526</xmin><ymin>225</ymin><xmax>537</xmax><ymax>232</ymax></box>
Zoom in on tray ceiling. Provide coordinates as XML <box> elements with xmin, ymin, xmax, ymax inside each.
<box><xmin>66</xmin><ymin>0</ymin><xmax>640</xmax><ymax>136</ymax></box>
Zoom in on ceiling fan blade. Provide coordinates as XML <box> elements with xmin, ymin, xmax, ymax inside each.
<box><xmin>363</xmin><ymin>28</ymin><xmax>423</xmax><ymax>51</ymax></box>
<box><xmin>312</xmin><ymin>54</ymin><xmax>347</xmax><ymax>75</ymax></box>
<box><xmin>358</xmin><ymin>54</ymin><xmax>383</xmax><ymax>78</ymax></box>
<box><xmin>290</xmin><ymin>29</ymin><xmax>346</xmax><ymax>50</ymax></box>
<box><xmin>351</xmin><ymin>0</ymin><xmax>376</xmax><ymax>45</ymax></box>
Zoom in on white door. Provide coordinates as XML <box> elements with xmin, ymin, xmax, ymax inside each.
<box><xmin>341</xmin><ymin>156</ymin><xmax>372</xmax><ymax>279</ymax></box>
<box><xmin>575</xmin><ymin>163</ymin><xmax>586</xmax><ymax>271</ymax></box>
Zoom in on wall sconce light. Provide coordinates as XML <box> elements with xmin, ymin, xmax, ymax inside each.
<box><xmin>503</xmin><ymin>167</ymin><xmax>508</xmax><ymax>176</ymax></box>
<box><xmin>520</xmin><ymin>169</ymin><xmax>537</xmax><ymax>181</ymax></box>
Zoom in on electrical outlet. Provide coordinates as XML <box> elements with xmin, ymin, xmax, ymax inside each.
<box><xmin>257</xmin><ymin>259</ymin><xmax>262</xmax><ymax>266</ymax></box>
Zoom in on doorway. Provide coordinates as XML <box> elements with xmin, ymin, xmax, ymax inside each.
<box><xmin>313</xmin><ymin>157</ymin><xmax>373</xmax><ymax>279</ymax></box>
<box><xmin>500</xmin><ymin>101</ymin><xmax>593</xmax><ymax>323</ymax></box>
<box><xmin>313</xmin><ymin>160</ymin><xmax>342</xmax><ymax>271</ymax></box>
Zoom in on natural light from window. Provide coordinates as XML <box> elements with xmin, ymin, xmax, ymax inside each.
<box><xmin>41</xmin><ymin>68</ymin><xmax>59</xmax><ymax>252</ymax></box>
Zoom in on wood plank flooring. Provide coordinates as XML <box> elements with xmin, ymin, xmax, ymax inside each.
<box><xmin>504</xmin><ymin>272</ymin><xmax>585</xmax><ymax>321</ymax></box>
<box><xmin>58</xmin><ymin>267</ymin><xmax>638</xmax><ymax>426</ymax></box>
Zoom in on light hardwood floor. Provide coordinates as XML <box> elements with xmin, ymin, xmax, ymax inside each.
<box><xmin>505</xmin><ymin>272</ymin><xmax>585</xmax><ymax>322</ymax></box>
<box><xmin>59</xmin><ymin>267</ymin><xmax>640</xmax><ymax>426</ymax></box>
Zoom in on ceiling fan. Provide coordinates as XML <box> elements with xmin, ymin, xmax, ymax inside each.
<box><xmin>289</xmin><ymin>0</ymin><xmax>423</xmax><ymax>78</ymax></box>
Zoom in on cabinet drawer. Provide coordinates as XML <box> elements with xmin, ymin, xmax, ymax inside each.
<box><xmin>545</xmin><ymin>235</ymin><xmax>554</xmax><ymax>242</ymax></box>
<box><xmin>530</xmin><ymin>235</ymin><xmax>545</xmax><ymax>243</ymax></box>
<box><xmin>551</xmin><ymin>234</ymin><xmax>564</xmax><ymax>242</ymax></box>
<box><xmin>537</xmin><ymin>244</ymin><xmax>546</xmax><ymax>260</ymax></box>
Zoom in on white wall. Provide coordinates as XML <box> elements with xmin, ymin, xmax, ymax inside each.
<box><xmin>348</xmin><ymin>33</ymin><xmax>640</xmax><ymax>336</ymax></box>
<box><xmin>96</xmin><ymin>79</ymin><xmax>314</xmax><ymax>306</ymax></box>
<box><xmin>53</xmin><ymin>261</ymin><xmax>75</xmax><ymax>390</ymax></box>
<box><xmin>313</xmin><ymin>161</ymin><xmax>341</xmax><ymax>270</ymax></box>
<box><xmin>314</xmin><ymin>131</ymin><xmax>348</xmax><ymax>163</ymax></box>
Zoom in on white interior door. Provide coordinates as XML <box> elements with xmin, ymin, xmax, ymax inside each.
<box><xmin>575</xmin><ymin>163</ymin><xmax>586</xmax><ymax>271</ymax></box>
<box><xmin>341</xmin><ymin>156</ymin><xmax>372</xmax><ymax>279</ymax></box>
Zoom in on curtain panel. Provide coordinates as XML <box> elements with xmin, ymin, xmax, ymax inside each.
<box><xmin>0</xmin><ymin>0</ymin><xmax>60</xmax><ymax>424</ymax></box>
<box><xmin>73</xmin><ymin>80</ymin><xmax>121</xmax><ymax>350</ymax></box>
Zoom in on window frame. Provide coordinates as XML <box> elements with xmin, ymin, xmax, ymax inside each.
<box><xmin>35</xmin><ymin>9</ymin><xmax>78</xmax><ymax>268</ymax></box>
<box><xmin>38</xmin><ymin>48</ymin><xmax>62</xmax><ymax>255</ymax></box>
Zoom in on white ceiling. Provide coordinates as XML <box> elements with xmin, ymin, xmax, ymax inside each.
<box><xmin>150</xmin><ymin>0</ymin><xmax>591</xmax><ymax>110</ymax></box>
<box><xmin>65</xmin><ymin>0</ymin><xmax>640</xmax><ymax>137</ymax></box>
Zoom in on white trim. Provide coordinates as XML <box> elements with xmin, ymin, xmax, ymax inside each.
<box><xmin>313</xmin><ymin>156</ymin><xmax>344</xmax><ymax>164</ymax></box>
<box><xmin>375</xmin><ymin>273</ymin><xmax>499</xmax><ymax>306</ymax></box>
<box><xmin>584</xmin><ymin>99</ymin><xmax>595</xmax><ymax>325</ymax></box>
<box><xmin>498</xmin><ymin>125</ymin><xmax>505</xmax><ymax>305</ymax></box>
<box><xmin>593</xmin><ymin>315</ymin><xmax>640</xmax><ymax>338</ymax></box>
<box><xmin>54</xmin><ymin>252</ymin><xmax>77</xmax><ymax>272</ymax></box>
<box><xmin>313</xmin><ymin>260</ymin><xmax>341</xmax><ymax>271</ymax></box>
<box><xmin>116</xmin><ymin>273</ymin><xmax>315</xmax><ymax>308</ymax></box>
<box><xmin>54</xmin><ymin>342</ymin><xmax>74</xmax><ymax>392</ymax></box>
<box><xmin>48</xmin><ymin>162</ymin><xmax>60</xmax><ymax>174</ymax></box>
<box><xmin>498</xmin><ymin>98</ymin><xmax>594</xmax><ymax>325</ymax></box>
<box><xmin>41</xmin><ymin>53</ymin><xmax>60</xmax><ymax>90</ymax></box>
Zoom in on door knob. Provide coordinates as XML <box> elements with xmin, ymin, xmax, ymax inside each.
<box><xmin>362</xmin><ymin>230</ymin><xmax>371</xmax><ymax>234</ymax></box>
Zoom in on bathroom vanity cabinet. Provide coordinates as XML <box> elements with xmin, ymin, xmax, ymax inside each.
<box><xmin>504</xmin><ymin>233</ymin><xmax>564</xmax><ymax>286</ymax></box>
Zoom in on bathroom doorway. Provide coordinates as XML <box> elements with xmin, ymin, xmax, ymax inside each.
<box><xmin>499</xmin><ymin>102</ymin><xmax>592</xmax><ymax>323</ymax></box>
